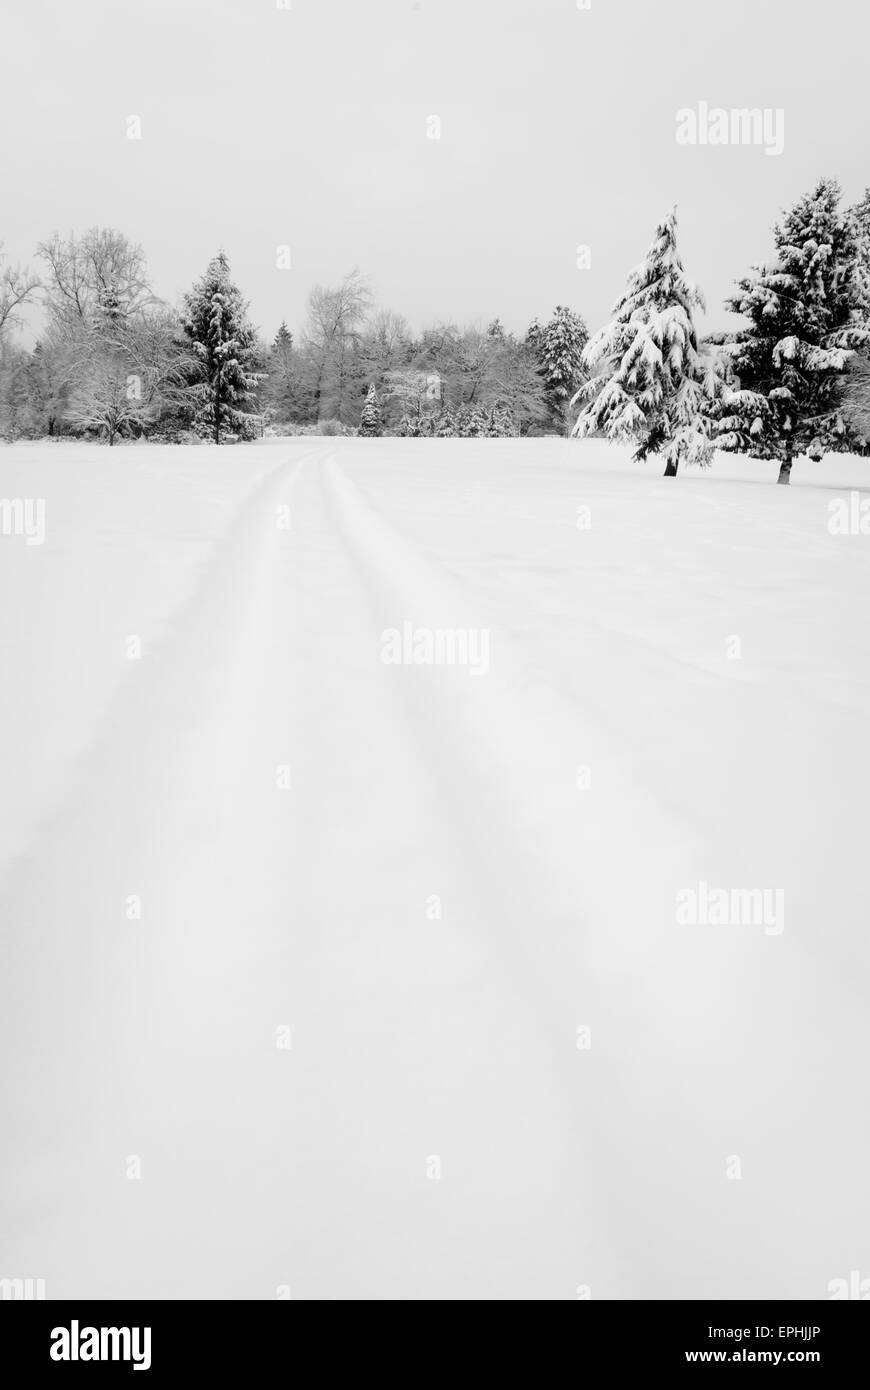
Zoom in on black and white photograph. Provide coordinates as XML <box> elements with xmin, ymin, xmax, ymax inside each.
<box><xmin>1</xmin><ymin>0</ymin><xmax>869</xmax><ymax>1347</ymax></box>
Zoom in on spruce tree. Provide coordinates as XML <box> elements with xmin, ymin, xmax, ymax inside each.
<box><xmin>181</xmin><ymin>251</ymin><xmax>259</xmax><ymax>444</ymax></box>
<box><xmin>848</xmin><ymin>188</ymin><xmax>870</xmax><ymax>308</ymax></box>
<box><xmin>359</xmin><ymin>382</ymin><xmax>382</xmax><ymax>436</ymax></box>
<box><xmin>264</xmin><ymin>322</ymin><xmax>296</xmax><ymax>422</ymax></box>
<box><xmin>487</xmin><ymin>403</ymin><xmax>516</xmax><ymax>436</ymax></box>
<box><xmin>845</xmin><ymin>189</ymin><xmax>870</xmax><ymax>428</ymax></box>
<box><xmin>719</xmin><ymin>179</ymin><xmax>869</xmax><ymax>482</ymax></box>
<box><xmin>272</xmin><ymin>322</ymin><xmax>294</xmax><ymax>380</ymax></box>
<box><xmin>453</xmin><ymin>403</ymin><xmax>487</xmax><ymax>437</ymax></box>
<box><xmin>573</xmin><ymin>208</ymin><xmax>719</xmax><ymax>475</ymax></box>
<box><xmin>529</xmin><ymin>306</ymin><xmax>588</xmax><ymax>433</ymax></box>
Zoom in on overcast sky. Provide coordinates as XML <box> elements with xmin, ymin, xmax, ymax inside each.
<box><xmin>2</xmin><ymin>0</ymin><xmax>868</xmax><ymax>345</ymax></box>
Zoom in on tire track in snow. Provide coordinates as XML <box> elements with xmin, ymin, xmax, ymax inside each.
<box><xmin>230</xmin><ymin>454</ymin><xmax>623</xmax><ymax>1299</ymax></box>
<box><xmin>321</xmin><ymin>452</ymin><xmax>708</xmax><ymax>1296</ymax></box>
<box><xmin>0</xmin><ymin>446</ymin><xmax>617</xmax><ymax>1299</ymax></box>
<box><xmin>4</xmin><ymin>442</ymin><xmax>863</xmax><ymax>1298</ymax></box>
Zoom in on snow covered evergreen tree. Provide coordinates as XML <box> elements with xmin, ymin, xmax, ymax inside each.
<box><xmin>451</xmin><ymin>403</ymin><xmax>487</xmax><ymax>437</ymax></box>
<box><xmin>181</xmin><ymin>251</ymin><xmax>259</xmax><ymax>444</ymax></box>
<box><xmin>529</xmin><ymin>306</ymin><xmax>588</xmax><ymax>432</ymax></box>
<box><xmin>262</xmin><ymin>321</ymin><xmax>297</xmax><ymax>424</ymax></box>
<box><xmin>271</xmin><ymin>321</ymin><xmax>294</xmax><ymax>384</ymax></box>
<box><xmin>848</xmin><ymin>188</ymin><xmax>870</xmax><ymax>308</ymax></box>
<box><xmin>359</xmin><ymin>382</ymin><xmax>382</xmax><ymax>436</ymax></box>
<box><xmin>572</xmin><ymin>207</ymin><xmax>719</xmax><ymax>474</ymax></box>
<box><xmin>718</xmin><ymin>179</ymin><xmax>870</xmax><ymax>482</ymax></box>
<box><xmin>487</xmin><ymin>403</ymin><xmax>516</xmax><ymax>436</ymax></box>
<box><xmin>842</xmin><ymin>188</ymin><xmax>870</xmax><ymax>446</ymax></box>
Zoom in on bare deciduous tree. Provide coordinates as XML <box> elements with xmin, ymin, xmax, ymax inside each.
<box><xmin>0</xmin><ymin>244</ymin><xmax>40</xmax><ymax>342</ymax></box>
<box><xmin>37</xmin><ymin>228</ymin><xmax>156</xmax><ymax>336</ymax></box>
<box><xmin>300</xmin><ymin>269</ymin><xmax>372</xmax><ymax>421</ymax></box>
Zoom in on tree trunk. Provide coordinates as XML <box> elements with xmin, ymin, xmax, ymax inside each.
<box><xmin>214</xmin><ymin>370</ymin><xmax>221</xmax><ymax>445</ymax></box>
<box><xmin>777</xmin><ymin>445</ymin><xmax>793</xmax><ymax>485</ymax></box>
<box><xmin>663</xmin><ymin>458</ymin><xmax>678</xmax><ymax>477</ymax></box>
<box><xmin>313</xmin><ymin>356</ymin><xmax>326</xmax><ymax>422</ymax></box>
<box><xmin>337</xmin><ymin>343</ymin><xmax>345</xmax><ymax>423</ymax></box>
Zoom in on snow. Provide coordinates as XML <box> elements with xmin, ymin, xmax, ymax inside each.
<box><xmin>1</xmin><ymin>436</ymin><xmax>869</xmax><ymax>1300</ymax></box>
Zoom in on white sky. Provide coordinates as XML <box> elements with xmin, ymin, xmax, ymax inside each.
<box><xmin>2</xmin><ymin>0</ymin><xmax>868</xmax><ymax>344</ymax></box>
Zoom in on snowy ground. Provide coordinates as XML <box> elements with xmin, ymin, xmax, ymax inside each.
<box><xmin>1</xmin><ymin>437</ymin><xmax>869</xmax><ymax>1300</ymax></box>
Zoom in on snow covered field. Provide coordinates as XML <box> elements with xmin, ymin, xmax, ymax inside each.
<box><xmin>1</xmin><ymin>437</ymin><xmax>869</xmax><ymax>1300</ymax></box>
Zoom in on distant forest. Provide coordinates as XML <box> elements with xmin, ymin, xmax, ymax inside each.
<box><xmin>0</xmin><ymin>234</ymin><xmax>587</xmax><ymax>444</ymax></box>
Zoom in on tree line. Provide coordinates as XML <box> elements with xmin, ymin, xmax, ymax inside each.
<box><xmin>1</xmin><ymin>177</ymin><xmax>868</xmax><ymax>482</ymax></box>
<box><xmin>0</xmin><ymin>235</ymin><xmax>587</xmax><ymax>444</ymax></box>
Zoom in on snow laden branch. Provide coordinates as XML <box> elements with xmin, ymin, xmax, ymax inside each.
<box><xmin>180</xmin><ymin>252</ymin><xmax>261</xmax><ymax>444</ymax></box>
<box><xmin>719</xmin><ymin>177</ymin><xmax>870</xmax><ymax>481</ymax></box>
<box><xmin>571</xmin><ymin>208</ymin><xmax>723</xmax><ymax>475</ymax></box>
<box><xmin>0</xmin><ymin>243</ymin><xmax>40</xmax><ymax>342</ymax></box>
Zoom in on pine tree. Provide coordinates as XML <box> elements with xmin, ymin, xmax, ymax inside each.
<box><xmin>530</xmin><ymin>306</ymin><xmax>588</xmax><ymax>432</ymax></box>
<box><xmin>719</xmin><ymin>179</ymin><xmax>869</xmax><ymax>482</ymax></box>
<box><xmin>359</xmin><ymin>382</ymin><xmax>382</xmax><ymax>436</ymax></box>
<box><xmin>264</xmin><ymin>321</ymin><xmax>296</xmax><ymax>423</ymax></box>
<box><xmin>848</xmin><ymin>188</ymin><xmax>870</xmax><ymax>309</ymax></box>
<box><xmin>841</xmin><ymin>188</ymin><xmax>870</xmax><ymax>448</ymax></box>
<box><xmin>181</xmin><ymin>251</ymin><xmax>259</xmax><ymax>444</ymax></box>
<box><xmin>272</xmin><ymin>322</ymin><xmax>294</xmax><ymax>378</ymax></box>
<box><xmin>573</xmin><ymin>208</ymin><xmax>719</xmax><ymax>475</ymax></box>
<box><xmin>487</xmin><ymin>403</ymin><xmax>516</xmax><ymax>436</ymax></box>
<box><xmin>453</xmin><ymin>403</ymin><xmax>487</xmax><ymax>437</ymax></box>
